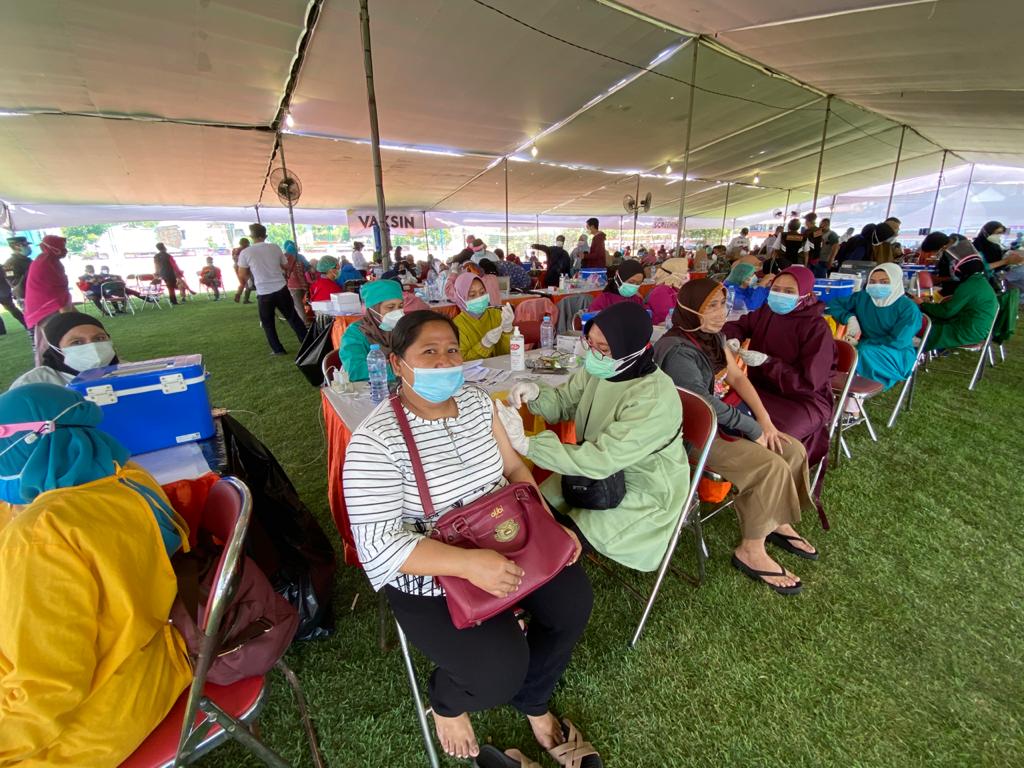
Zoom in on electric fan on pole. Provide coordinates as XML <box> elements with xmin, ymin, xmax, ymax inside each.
<box><xmin>269</xmin><ymin>167</ymin><xmax>302</xmax><ymax>244</ymax></box>
<box><xmin>623</xmin><ymin>191</ymin><xmax>652</xmax><ymax>250</ymax></box>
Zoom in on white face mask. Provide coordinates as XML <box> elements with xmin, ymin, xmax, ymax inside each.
<box><xmin>377</xmin><ymin>309</ymin><xmax>405</xmax><ymax>332</ymax></box>
<box><xmin>988</xmin><ymin>234</ymin><xmax>1003</xmax><ymax>246</ymax></box>
<box><xmin>61</xmin><ymin>341</ymin><xmax>116</xmax><ymax>373</ymax></box>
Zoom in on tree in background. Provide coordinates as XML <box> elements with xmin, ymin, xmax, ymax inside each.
<box><xmin>62</xmin><ymin>224</ymin><xmax>112</xmax><ymax>254</ymax></box>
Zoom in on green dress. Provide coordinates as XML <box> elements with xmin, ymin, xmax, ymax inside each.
<box><xmin>921</xmin><ymin>273</ymin><xmax>998</xmax><ymax>351</ymax></box>
<box><xmin>339</xmin><ymin>320</ymin><xmax>396</xmax><ymax>382</ymax></box>
<box><xmin>525</xmin><ymin>367</ymin><xmax>688</xmax><ymax>572</ymax></box>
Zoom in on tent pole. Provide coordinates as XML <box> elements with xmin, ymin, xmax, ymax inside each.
<box><xmin>359</xmin><ymin>0</ymin><xmax>392</xmax><ymax>269</ymax></box>
<box><xmin>255</xmin><ymin>205</ymin><xmax>262</xmax><ymax>226</ymax></box>
<box><xmin>957</xmin><ymin>163</ymin><xmax>975</xmax><ymax>233</ymax></box>
<box><xmin>885</xmin><ymin>125</ymin><xmax>907</xmax><ymax>220</ymax></box>
<box><xmin>784</xmin><ymin>189</ymin><xmax>791</xmax><ymax>218</ymax></box>
<box><xmin>422</xmin><ymin>210</ymin><xmax>429</xmax><ymax>259</ymax></box>
<box><xmin>535</xmin><ymin>214</ymin><xmax>539</xmax><ymax>247</ymax></box>
<box><xmin>504</xmin><ymin>157</ymin><xmax>510</xmax><ymax>253</ymax></box>
<box><xmin>720</xmin><ymin>183</ymin><xmax>731</xmax><ymax>244</ymax></box>
<box><xmin>811</xmin><ymin>95</ymin><xmax>832</xmax><ymax>215</ymax></box>
<box><xmin>927</xmin><ymin>150</ymin><xmax>948</xmax><ymax>232</ymax></box>
<box><xmin>674</xmin><ymin>40</ymin><xmax>700</xmax><ymax>256</ymax></box>
<box><xmin>829</xmin><ymin>194</ymin><xmax>837</xmax><ymax>218</ymax></box>
<box><xmin>276</xmin><ymin>134</ymin><xmax>299</xmax><ymax>247</ymax></box>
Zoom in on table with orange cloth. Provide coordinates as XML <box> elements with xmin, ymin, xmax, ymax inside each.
<box><xmin>329</xmin><ymin>284</ymin><xmax>657</xmax><ymax>349</ymax></box>
<box><xmin>321</xmin><ymin>352</ymin><xmax>578</xmax><ymax>566</ymax></box>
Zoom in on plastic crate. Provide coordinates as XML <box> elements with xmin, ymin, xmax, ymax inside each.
<box><xmin>813</xmin><ymin>278</ymin><xmax>856</xmax><ymax>299</ymax></box>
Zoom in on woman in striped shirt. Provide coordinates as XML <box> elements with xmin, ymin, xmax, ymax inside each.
<box><xmin>343</xmin><ymin>310</ymin><xmax>601</xmax><ymax>766</ymax></box>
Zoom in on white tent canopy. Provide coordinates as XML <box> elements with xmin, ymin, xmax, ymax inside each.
<box><xmin>1</xmin><ymin>0</ymin><xmax>1021</xmax><ymax>229</ymax></box>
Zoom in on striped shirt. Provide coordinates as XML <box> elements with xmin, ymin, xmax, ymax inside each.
<box><xmin>342</xmin><ymin>387</ymin><xmax>505</xmax><ymax>597</ymax></box>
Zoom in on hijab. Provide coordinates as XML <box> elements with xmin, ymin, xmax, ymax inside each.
<box><xmin>867</xmin><ymin>263</ymin><xmax>906</xmax><ymax>308</ymax></box>
<box><xmin>667</xmin><ymin>278</ymin><xmax>727</xmax><ymax>373</ymax></box>
<box><xmin>0</xmin><ymin>384</ymin><xmax>129</xmax><ymax>504</ymax></box>
<box><xmin>606</xmin><ymin>259</ymin><xmax>644</xmax><ymax>294</ymax></box>
<box><xmin>283</xmin><ymin>240</ymin><xmax>298</xmax><ymax>255</ymax></box>
<box><xmin>583</xmin><ymin>301</ymin><xmax>656</xmax><ymax>382</ymax></box>
<box><xmin>40</xmin><ymin>234</ymin><xmax>67</xmax><ymax>258</ymax></box>
<box><xmin>40</xmin><ymin>311</ymin><xmax>117</xmax><ymax>375</ymax></box>
<box><xmin>776</xmin><ymin>265</ymin><xmax>819</xmax><ymax>311</ymax></box>
<box><xmin>952</xmin><ymin>253</ymin><xmax>987</xmax><ymax>285</ymax></box>
<box><xmin>453</xmin><ymin>272</ymin><xmax>488</xmax><ymax>313</ymax></box>
<box><xmin>973</xmin><ymin>221</ymin><xmax>1004</xmax><ymax>262</ymax></box>
<box><xmin>655</xmin><ymin>258</ymin><xmax>688</xmax><ymax>289</ymax></box>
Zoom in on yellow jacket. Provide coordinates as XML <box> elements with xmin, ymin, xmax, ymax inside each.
<box><xmin>453</xmin><ymin>307</ymin><xmax>511</xmax><ymax>361</ymax></box>
<box><xmin>0</xmin><ymin>463</ymin><xmax>192</xmax><ymax>767</ymax></box>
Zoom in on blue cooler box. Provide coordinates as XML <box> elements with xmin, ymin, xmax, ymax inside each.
<box><xmin>813</xmin><ymin>278</ymin><xmax>856</xmax><ymax>300</ymax></box>
<box><xmin>68</xmin><ymin>355</ymin><xmax>215</xmax><ymax>456</ymax></box>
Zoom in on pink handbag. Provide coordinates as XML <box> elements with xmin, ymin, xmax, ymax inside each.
<box><xmin>390</xmin><ymin>396</ymin><xmax>575</xmax><ymax>629</ymax></box>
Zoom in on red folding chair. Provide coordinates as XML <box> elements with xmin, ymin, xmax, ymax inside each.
<box><xmin>121</xmin><ymin>477</ymin><xmax>324</xmax><ymax>768</ymax></box>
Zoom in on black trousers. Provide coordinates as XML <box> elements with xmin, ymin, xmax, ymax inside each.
<box><xmin>162</xmin><ymin>277</ymin><xmax>178</xmax><ymax>304</ymax></box>
<box><xmin>386</xmin><ymin>563</ymin><xmax>592</xmax><ymax>718</ymax></box>
<box><xmin>257</xmin><ymin>286</ymin><xmax>309</xmax><ymax>353</ymax></box>
<box><xmin>0</xmin><ymin>297</ymin><xmax>27</xmax><ymax>332</ymax></box>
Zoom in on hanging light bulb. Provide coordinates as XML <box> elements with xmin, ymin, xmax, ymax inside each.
<box><xmin>530</xmin><ymin>145</ymin><xmax>538</xmax><ymax>158</ymax></box>
<box><xmin>285</xmin><ymin>112</ymin><xmax>295</xmax><ymax>129</ymax></box>
<box><xmin>665</xmin><ymin>163</ymin><xmax>672</xmax><ymax>175</ymax></box>
<box><xmin>753</xmin><ymin>175</ymin><xmax>760</xmax><ymax>185</ymax></box>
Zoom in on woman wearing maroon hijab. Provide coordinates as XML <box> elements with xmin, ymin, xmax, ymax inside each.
<box><xmin>721</xmin><ymin>266</ymin><xmax>836</xmax><ymax>471</ymax></box>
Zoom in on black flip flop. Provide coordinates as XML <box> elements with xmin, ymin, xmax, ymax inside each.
<box><xmin>766</xmin><ymin>531</ymin><xmax>819</xmax><ymax>561</ymax></box>
<box><xmin>731</xmin><ymin>554</ymin><xmax>803</xmax><ymax>596</ymax></box>
<box><xmin>473</xmin><ymin>745</ymin><xmax>539</xmax><ymax>767</ymax></box>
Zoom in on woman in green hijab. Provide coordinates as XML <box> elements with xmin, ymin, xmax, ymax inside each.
<box><xmin>339</xmin><ymin>279</ymin><xmax>405</xmax><ymax>381</ymax></box>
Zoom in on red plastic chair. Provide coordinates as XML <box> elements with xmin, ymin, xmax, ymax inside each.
<box><xmin>513</xmin><ymin>297</ymin><xmax>557</xmax><ymax>324</ymax></box>
<box><xmin>121</xmin><ymin>477</ymin><xmax>324</xmax><ymax>768</ymax></box>
<box><xmin>518</xmin><ymin>319</ymin><xmax>542</xmax><ymax>349</ymax></box>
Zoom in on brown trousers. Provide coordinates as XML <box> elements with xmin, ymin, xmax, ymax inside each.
<box><xmin>705</xmin><ymin>433</ymin><xmax>814</xmax><ymax>541</ymax></box>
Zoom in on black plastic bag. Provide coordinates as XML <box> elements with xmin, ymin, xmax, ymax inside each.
<box><xmin>220</xmin><ymin>414</ymin><xmax>337</xmax><ymax>641</ymax></box>
<box><xmin>295</xmin><ymin>315</ymin><xmax>335</xmax><ymax>387</ymax></box>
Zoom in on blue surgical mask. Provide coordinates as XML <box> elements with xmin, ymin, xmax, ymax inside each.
<box><xmin>465</xmin><ymin>295</ymin><xmax>490</xmax><ymax>316</ymax></box>
<box><xmin>401</xmin><ymin>361</ymin><xmax>465</xmax><ymax>403</ymax></box>
<box><xmin>766</xmin><ymin>290</ymin><xmax>799</xmax><ymax>315</ymax></box>
<box><xmin>866</xmin><ymin>284</ymin><xmax>892</xmax><ymax>301</ymax></box>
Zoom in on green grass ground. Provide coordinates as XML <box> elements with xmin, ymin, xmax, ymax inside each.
<box><xmin>1</xmin><ymin>298</ymin><xmax>1022</xmax><ymax>768</ymax></box>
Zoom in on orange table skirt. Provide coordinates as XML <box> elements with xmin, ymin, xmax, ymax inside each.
<box><xmin>323</xmin><ymin>390</ymin><xmax>576</xmax><ymax>567</ymax></box>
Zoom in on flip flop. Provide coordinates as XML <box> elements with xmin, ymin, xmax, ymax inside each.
<box><xmin>731</xmin><ymin>554</ymin><xmax>803</xmax><ymax>596</ymax></box>
<box><xmin>474</xmin><ymin>745</ymin><xmax>542</xmax><ymax>768</ymax></box>
<box><xmin>547</xmin><ymin>718</ymin><xmax>603</xmax><ymax>768</ymax></box>
<box><xmin>766</xmin><ymin>531</ymin><xmax>819</xmax><ymax>561</ymax></box>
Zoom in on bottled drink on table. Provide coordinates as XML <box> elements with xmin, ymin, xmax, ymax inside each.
<box><xmin>540</xmin><ymin>315</ymin><xmax>555</xmax><ymax>350</ymax></box>
<box><xmin>367</xmin><ymin>344</ymin><xmax>389</xmax><ymax>403</ymax></box>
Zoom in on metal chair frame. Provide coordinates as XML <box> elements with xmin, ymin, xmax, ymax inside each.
<box><xmin>396</xmin><ymin>621</ymin><xmax>441</xmax><ymax>768</ymax></box>
<box><xmin>135</xmin><ymin>274</ymin><xmax>167</xmax><ymax>310</ymax></box>
<box><xmin>100</xmin><ymin>280</ymin><xmax>137</xmax><ymax>316</ymax></box>
<box><xmin>582</xmin><ymin>387</ymin><xmax>717</xmax><ymax>647</ymax></box>
<box><xmin>810</xmin><ymin>340</ymin><xmax>858</xmax><ymax>529</ymax></box>
<box><xmin>321</xmin><ymin>348</ymin><xmax>341</xmax><ymax>385</ymax></box>
<box><xmin>127</xmin><ymin>477</ymin><xmax>324</xmax><ymax>768</ymax></box>
<box><xmin>922</xmin><ymin>313</ymin><xmax>999</xmax><ymax>391</ymax></box>
<box><xmin>886</xmin><ymin>316</ymin><xmax>933</xmax><ymax>428</ymax></box>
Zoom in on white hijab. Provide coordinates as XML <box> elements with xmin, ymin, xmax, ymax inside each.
<box><xmin>867</xmin><ymin>263</ymin><xmax>905</xmax><ymax>308</ymax></box>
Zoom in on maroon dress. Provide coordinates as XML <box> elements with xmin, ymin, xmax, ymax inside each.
<box><xmin>722</xmin><ymin>301</ymin><xmax>836</xmax><ymax>466</ymax></box>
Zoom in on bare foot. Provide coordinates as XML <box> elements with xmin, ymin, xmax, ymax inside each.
<box><xmin>735</xmin><ymin>542</ymin><xmax>799</xmax><ymax>588</ymax></box>
<box><xmin>527</xmin><ymin>711</ymin><xmax>564</xmax><ymax>751</ymax></box>
<box><xmin>432</xmin><ymin>711</ymin><xmax>478</xmax><ymax>759</ymax></box>
<box><xmin>774</xmin><ymin>524</ymin><xmax>817</xmax><ymax>556</ymax></box>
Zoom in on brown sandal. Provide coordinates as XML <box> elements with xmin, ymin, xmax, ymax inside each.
<box><xmin>546</xmin><ymin>719</ymin><xmax>603</xmax><ymax>768</ymax></box>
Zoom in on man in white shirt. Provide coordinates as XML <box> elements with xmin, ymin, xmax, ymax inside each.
<box><xmin>350</xmin><ymin>241</ymin><xmax>368</xmax><ymax>271</ymax></box>
<box><xmin>237</xmin><ymin>223</ymin><xmax>309</xmax><ymax>355</ymax></box>
<box><xmin>726</xmin><ymin>227</ymin><xmax>751</xmax><ymax>260</ymax></box>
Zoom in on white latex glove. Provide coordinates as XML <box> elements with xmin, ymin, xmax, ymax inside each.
<box><xmin>500</xmin><ymin>303</ymin><xmax>516</xmax><ymax>334</ymax></box>
<box><xmin>481</xmin><ymin>325</ymin><xmax>504</xmax><ymax>348</ymax></box>
<box><xmin>495</xmin><ymin>401</ymin><xmax>530</xmax><ymax>455</ymax></box>
<box><xmin>725</xmin><ymin>338</ymin><xmax>742</xmax><ymax>354</ymax></box>
<box><xmin>736</xmin><ymin>347</ymin><xmax>768</xmax><ymax>367</ymax></box>
<box><xmin>507</xmin><ymin>381</ymin><xmax>540</xmax><ymax>408</ymax></box>
<box><xmin>844</xmin><ymin>315</ymin><xmax>862</xmax><ymax>343</ymax></box>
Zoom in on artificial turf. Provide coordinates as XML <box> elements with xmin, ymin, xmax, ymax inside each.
<box><xmin>1</xmin><ymin>297</ymin><xmax>1021</xmax><ymax>768</ymax></box>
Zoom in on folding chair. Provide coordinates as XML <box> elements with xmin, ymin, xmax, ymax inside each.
<box><xmin>811</xmin><ymin>340</ymin><xmax>857</xmax><ymax>526</ymax></box>
<box><xmin>101</xmin><ymin>280</ymin><xmax>136</xmax><ymax>316</ymax></box>
<box><xmin>582</xmin><ymin>387</ymin><xmax>716</xmax><ymax>648</ymax></box>
<box><xmin>321</xmin><ymin>348</ymin><xmax>341</xmax><ymax>384</ymax></box>
<box><xmin>121</xmin><ymin>477</ymin><xmax>325</xmax><ymax>768</ymax></box>
<box><xmin>135</xmin><ymin>274</ymin><xmax>166</xmax><ymax>310</ymax></box>
<box><xmin>924</xmin><ymin>313</ymin><xmax>999</xmax><ymax>391</ymax></box>
<box><xmin>887</xmin><ymin>315</ymin><xmax>933</xmax><ymax>428</ymax></box>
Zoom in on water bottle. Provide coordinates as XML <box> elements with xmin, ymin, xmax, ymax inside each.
<box><xmin>540</xmin><ymin>315</ymin><xmax>555</xmax><ymax>350</ymax></box>
<box><xmin>664</xmin><ymin>307</ymin><xmax>674</xmax><ymax>331</ymax></box>
<box><xmin>726</xmin><ymin>284</ymin><xmax>736</xmax><ymax>313</ymax></box>
<box><xmin>367</xmin><ymin>344</ymin><xmax>389</xmax><ymax>403</ymax></box>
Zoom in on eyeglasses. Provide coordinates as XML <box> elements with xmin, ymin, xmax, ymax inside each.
<box><xmin>580</xmin><ymin>335</ymin><xmax>610</xmax><ymax>360</ymax></box>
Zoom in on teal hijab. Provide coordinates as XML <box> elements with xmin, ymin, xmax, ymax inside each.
<box><xmin>0</xmin><ymin>384</ymin><xmax>128</xmax><ymax>504</ymax></box>
<box><xmin>0</xmin><ymin>384</ymin><xmax>183</xmax><ymax>555</ymax></box>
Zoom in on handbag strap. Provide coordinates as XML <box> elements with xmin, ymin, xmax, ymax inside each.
<box><xmin>389</xmin><ymin>395</ymin><xmax>436</xmax><ymax>517</ymax></box>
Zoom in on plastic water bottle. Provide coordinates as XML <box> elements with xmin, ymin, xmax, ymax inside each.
<box><xmin>540</xmin><ymin>315</ymin><xmax>555</xmax><ymax>350</ymax></box>
<box><xmin>726</xmin><ymin>284</ymin><xmax>736</xmax><ymax>313</ymax></box>
<box><xmin>367</xmin><ymin>344</ymin><xmax>389</xmax><ymax>403</ymax></box>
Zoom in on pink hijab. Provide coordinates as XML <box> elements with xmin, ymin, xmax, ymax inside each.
<box><xmin>24</xmin><ymin>235</ymin><xmax>72</xmax><ymax>328</ymax></box>
<box><xmin>452</xmin><ymin>272</ymin><xmax>491</xmax><ymax>313</ymax></box>
<box><xmin>446</xmin><ymin>271</ymin><xmax>500</xmax><ymax>308</ymax></box>
<box><xmin>776</xmin><ymin>265</ymin><xmax>819</xmax><ymax>310</ymax></box>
